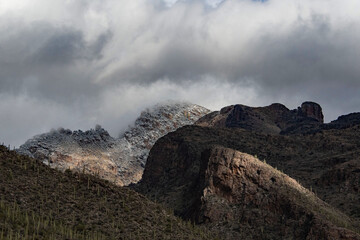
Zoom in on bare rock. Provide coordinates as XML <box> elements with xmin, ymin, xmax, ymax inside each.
<box><xmin>300</xmin><ymin>101</ymin><xmax>324</xmax><ymax>123</ymax></box>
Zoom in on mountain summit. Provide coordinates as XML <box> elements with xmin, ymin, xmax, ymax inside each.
<box><xmin>17</xmin><ymin>102</ymin><xmax>210</xmax><ymax>186</ymax></box>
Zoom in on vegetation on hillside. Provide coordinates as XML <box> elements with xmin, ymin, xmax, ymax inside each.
<box><xmin>0</xmin><ymin>145</ymin><xmax>215</xmax><ymax>240</ymax></box>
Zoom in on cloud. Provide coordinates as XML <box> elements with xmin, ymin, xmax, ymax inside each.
<box><xmin>0</xmin><ymin>93</ymin><xmax>81</xmax><ymax>147</ymax></box>
<box><xmin>96</xmin><ymin>78</ymin><xmax>261</xmax><ymax>137</ymax></box>
<box><xmin>0</xmin><ymin>79</ymin><xmax>260</xmax><ymax>147</ymax></box>
<box><xmin>1</xmin><ymin>0</ymin><xmax>360</xmax><ymax>146</ymax></box>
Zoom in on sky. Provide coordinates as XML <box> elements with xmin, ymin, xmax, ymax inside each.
<box><xmin>1</xmin><ymin>0</ymin><xmax>360</xmax><ymax>147</ymax></box>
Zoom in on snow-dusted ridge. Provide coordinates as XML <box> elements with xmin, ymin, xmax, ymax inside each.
<box><xmin>17</xmin><ymin>103</ymin><xmax>210</xmax><ymax>186</ymax></box>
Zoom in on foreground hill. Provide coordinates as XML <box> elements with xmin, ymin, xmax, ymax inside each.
<box><xmin>17</xmin><ymin>103</ymin><xmax>210</xmax><ymax>186</ymax></box>
<box><xmin>0</xmin><ymin>145</ymin><xmax>213</xmax><ymax>239</ymax></box>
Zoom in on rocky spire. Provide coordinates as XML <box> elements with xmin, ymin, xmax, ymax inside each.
<box><xmin>300</xmin><ymin>101</ymin><xmax>324</xmax><ymax>123</ymax></box>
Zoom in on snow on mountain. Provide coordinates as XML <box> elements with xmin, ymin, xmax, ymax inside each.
<box><xmin>17</xmin><ymin>103</ymin><xmax>210</xmax><ymax>185</ymax></box>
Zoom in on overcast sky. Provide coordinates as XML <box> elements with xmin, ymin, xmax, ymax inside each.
<box><xmin>1</xmin><ymin>0</ymin><xmax>360</xmax><ymax>147</ymax></box>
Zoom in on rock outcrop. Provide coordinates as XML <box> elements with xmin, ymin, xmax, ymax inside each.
<box><xmin>300</xmin><ymin>101</ymin><xmax>324</xmax><ymax>122</ymax></box>
<box><xmin>137</xmin><ymin>143</ymin><xmax>360</xmax><ymax>239</ymax></box>
<box><xmin>17</xmin><ymin>103</ymin><xmax>210</xmax><ymax>186</ymax></box>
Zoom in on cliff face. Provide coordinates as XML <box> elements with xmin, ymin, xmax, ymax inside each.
<box><xmin>17</xmin><ymin>103</ymin><xmax>210</xmax><ymax>186</ymax></box>
<box><xmin>300</xmin><ymin>101</ymin><xmax>324</xmax><ymax>122</ymax></box>
<box><xmin>138</xmin><ymin>142</ymin><xmax>360</xmax><ymax>239</ymax></box>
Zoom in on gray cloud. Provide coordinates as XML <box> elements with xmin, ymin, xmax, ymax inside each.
<box><xmin>1</xmin><ymin>0</ymin><xmax>360</xmax><ymax>146</ymax></box>
<box><xmin>33</xmin><ymin>30</ymin><xmax>85</xmax><ymax>65</ymax></box>
<box><xmin>32</xmin><ymin>29</ymin><xmax>111</xmax><ymax>64</ymax></box>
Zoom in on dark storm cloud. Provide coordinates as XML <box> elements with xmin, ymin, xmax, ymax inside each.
<box><xmin>33</xmin><ymin>29</ymin><xmax>112</xmax><ymax>65</ymax></box>
<box><xmin>242</xmin><ymin>15</ymin><xmax>360</xmax><ymax>88</ymax></box>
<box><xmin>1</xmin><ymin>0</ymin><xmax>360</xmax><ymax>146</ymax></box>
<box><xmin>33</xmin><ymin>30</ymin><xmax>85</xmax><ymax>65</ymax></box>
<box><xmin>0</xmin><ymin>19</ymin><xmax>112</xmax><ymax>104</ymax></box>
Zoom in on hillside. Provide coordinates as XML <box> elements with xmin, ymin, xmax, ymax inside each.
<box><xmin>136</xmin><ymin>127</ymin><xmax>360</xmax><ymax>239</ymax></box>
<box><xmin>17</xmin><ymin>103</ymin><xmax>210</xmax><ymax>186</ymax></box>
<box><xmin>193</xmin><ymin>102</ymin><xmax>360</xmax><ymax>220</ymax></box>
<box><xmin>0</xmin><ymin>145</ymin><xmax>214</xmax><ymax>240</ymax></box>
<box><xmin>138</xmin><ymin>124</ymin><xmax>360</xmax><ymax>218</ymax></box>
<box><xmin>135</xmin><ymin>101</ymin><xmax>360</xmax><ymax>239</ymax></box>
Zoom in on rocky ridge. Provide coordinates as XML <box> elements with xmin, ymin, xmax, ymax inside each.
<box><xmin>196</xmin><ymin>101</ymin><xmax>325</xmax><ymax>134</ymax></box>
<box><xmin>17</xmin><ymin>103</ymin><xmax>210</xmax><ymax>186</ymax></box>
<box><xmin>196</xmin><ymin>101</ymin><xmax>360</xmax><ymax>135</ymax></box>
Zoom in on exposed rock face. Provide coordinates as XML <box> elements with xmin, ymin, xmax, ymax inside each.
<box><xmin>199</xmin><ymin>148</ymin><xmax>358</xmax><ymax>239</ymax></box>
<box><xmin>196</xmin><ymin>101</ymin><xmax>325</xmax><ymax>135</ymax></box>
<box><xmin>17</xmin><ymin>103</ymin><xmax>210</xmax><ymax>186</ymax></box>
<box><xmin>138</xmin><ymin>143</ymin><xmax>360</xmax><ymax>239</ymax></box>
<box><xmin>300</xmin><ymin>101</ymin><xmax>324</xmax><ymax>122</ymax></box>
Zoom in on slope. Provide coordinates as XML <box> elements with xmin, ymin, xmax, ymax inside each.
<box><xmin>136</xmin><ymin>125</ymin><xmax>360</xmax><ymax>239</ymax></box>
<box><xmin>0</xmin><ymin>145</ymin><xmax>213</xmax><ymax>240</ymax></box>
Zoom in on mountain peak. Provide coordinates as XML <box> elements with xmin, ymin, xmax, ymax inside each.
<box><xmin>17</xmin><ymin>102</ymin><xmax>210</xmax><ymax>186</ymax></box>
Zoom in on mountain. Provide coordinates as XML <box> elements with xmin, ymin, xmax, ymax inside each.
<box><xmin>135</xmin><ymin>102</ymin><xmax>360</xmax><ymax>239</ymax></box>
<box><xmin>13</xmin><ymin>100</ymin><xmax>360</xmax><ymax>239</ymax></box>
<box><xmin>196</xmin><ymin>101</ymin><xmax>360</xmax><ymax>135</ymax></box>
<box><xmin>138</xmin><ymin>143</ymin><xmax>359</xmax><ymax>239</ymax></box>
<box><xmin>196</xmin><ymin>101</ymin><xmax>324</xmax><ymax>135</ymax></box>
<box><xmin>0</xmin><ymin>145</ymin><xmax>214</xmax><ymax>239</ymax></box>
<box><xmin>17</xmin><ymin>103</ymin><xmax>210</xmax><ymax>186</ymax></box>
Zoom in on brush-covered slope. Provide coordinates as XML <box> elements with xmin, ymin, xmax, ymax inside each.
<box><xmin>0</xmin><ymin>145</ymin><xmax>214</xmax><ymax>240</ymax></box>
<box><xmin>136</xmin><ymin>125</ymin><xmax>360</xmax><ymax>239</ymax></box>
<box><xmin>17</xmin><ymin>103</ymin><xmax>210</xmax><ymax>186</ymax></box>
